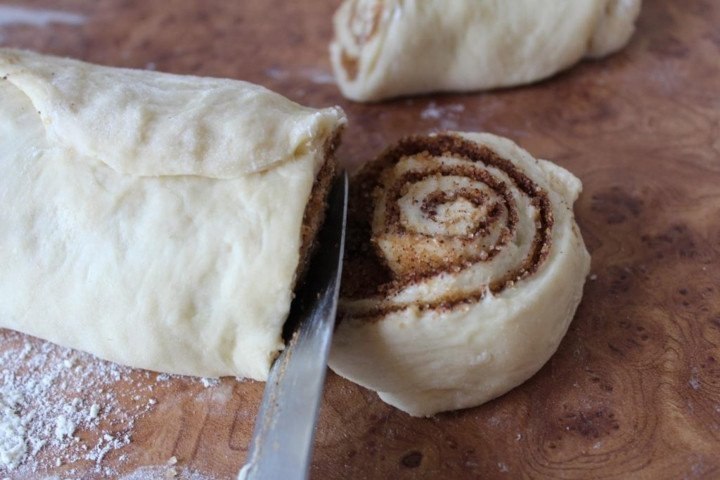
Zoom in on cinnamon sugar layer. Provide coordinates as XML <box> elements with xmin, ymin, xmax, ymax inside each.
<box><xmin>341</xmin><ymin>133</ymin><xmax>554</xmax><ymax>320</ymax></box>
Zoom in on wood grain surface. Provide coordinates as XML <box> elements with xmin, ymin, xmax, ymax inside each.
<box><xmin>1</xmin><ymin>1</ymin><xmax>719</xmax><ymax>479</ymax></box>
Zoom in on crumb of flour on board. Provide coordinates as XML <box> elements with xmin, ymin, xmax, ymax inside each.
<box><xmin>420</xmin><ymin>101</ymin><xmax>465</xmax><ymax>130</ymax></box>
<box><xmin>118</xmin><ymin>464</ymin><xmax>214</xmax><ymax>480</ymax></box>
<box><xmin>54</xmin><ymin>415</ymin><xmax>76</xmax><ymax>440</ymax></box>
<box><xmin>200</xmin><ymin>377</ymin><xmax>220</xmax><ymax>388</ymax></box>
<box><xmin>0</xmin><ymin>330</ymin><xmax>206</xmax><ymax>477</ymax></box>
<box><xmin>115</xmin><ymin>455</ymin><xmax>215</xmax><ymax>480</ymax></box>
<box><xmin>420</xmin><ymin>101</ymin><xmax>464</xmax><ymax>120</ymax></box>
<box><xmin>0</xmin><ymin>388</ymin><xmax>26</xmax><ymax>470</ymax></box>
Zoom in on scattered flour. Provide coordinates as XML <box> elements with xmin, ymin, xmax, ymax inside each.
<box><xmin>420</xmin><ymin>101</ymin><xmax>465</xmax><ymax>130</ymax></box>
<box><xmin>0</xmin><ymin>330</ymin><xmax>227</xmax><ymax>478</ymax></box>
<box><xmin>0</xmin><ymin>330</ymin><xmax>178</xmax><ymax>477</ymax></box>
<box><xmin>0</xmin><ymin>389</ymin><xmax>26</xmax><ymax>470</ymax></box>
<box><xmin>119</xmin><ymin>465</ymin><xmax>213</xmax><ymax>480</ymax></box>
<box><xmin>200</xmin><ymin>378</ymin><xmax>220</xmax><ymax>389</ymax></box>
<box><xmin>53</xmin><ymin>416</ymin><xmax>76</xmax><ymax>440</ymax></box>
<box><xmin>689</xmin><ymin>367</ymin><xmax>701</xmax><ymax>391</ymax></box>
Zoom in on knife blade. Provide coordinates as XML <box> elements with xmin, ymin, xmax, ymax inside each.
<box><xmin>238</xmin><ymin>172</ymin><xmax>348</xmax><ymax>480</ymax></box>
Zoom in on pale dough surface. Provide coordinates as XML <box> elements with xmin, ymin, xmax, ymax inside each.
<box><xmin>0</xmin><ymin>49</ymin><xmax>345</xmax><ymax>380</ymax></box>
<box><xmin>331</xmin><ymin>0</ymin><xmax>642</xmax><ymax>101</ymax></box>
<box><xmin>329</xmin><ymin>133</ymin><xmax>591</xmax><ymax>416</ymax></box>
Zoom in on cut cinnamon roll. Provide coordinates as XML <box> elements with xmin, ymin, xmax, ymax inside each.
<box><xmin>329</xmin><ymin>132</ymin><xmax>591</xmax><ymax>416</ymax></box>
<box><xmin>330</xmin><ymin>0</ymin><xmax>642</xmax><ymax>101</ymax></box>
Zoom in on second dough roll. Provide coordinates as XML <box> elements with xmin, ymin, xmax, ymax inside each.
<box><xmin>330</xmin><ymin>132</ymin><xmax>590</xmax><ymax>416</ymax></box>
<box><xmin>331</xmin><ymin>0</ymin><xmax>642</xmax><ymax>101</ymax></box>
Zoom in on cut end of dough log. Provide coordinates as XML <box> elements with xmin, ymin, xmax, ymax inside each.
<box><xmin>330</xmin><ymin>132</ymin><xmax>591</xmax><ymax>416</ymax></box>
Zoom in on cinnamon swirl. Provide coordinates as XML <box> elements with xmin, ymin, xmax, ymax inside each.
<box><xmin>329</xmin><ymin>132</ymin><xmax>591</xmax><ymax>416</ymax></box>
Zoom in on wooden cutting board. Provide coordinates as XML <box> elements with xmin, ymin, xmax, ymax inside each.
<box><xmin>1</xmin><ymin>1</ymin><xmax>719</xmax><ymax>478</ymax></box>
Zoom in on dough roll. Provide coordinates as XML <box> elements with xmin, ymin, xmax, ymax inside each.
<box><xmin>330</xmin><ymin>132</ymin><xmax>590</xmax><ymax>416</ymax></box>
<box><xmin>0</xmin><ymin>49</ymin><xmax>346</xmax><ymax>380</ymax></box>
<box><xmin>331</xmin><ymin>0</ymin><xmax>642</xmax><ymax>101</ymax></box>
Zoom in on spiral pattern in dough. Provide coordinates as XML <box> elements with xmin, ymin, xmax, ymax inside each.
<box><xmin>342</xmin><ymin>133</ymin><xmax>553</xmax><ymax>317</ymax></box>
<box><xmin>331</xmin><ymin>132</ymin><xmax>590</xmax><ymax>416</ymax></box>
<box><xmin>330</xmin><ymin>0</ymin><xmax>642</xmax><ymax>102</ymax></box>
<box><xmin>335</xmin><ymin>0</ymin><xmax>386</xmax><ymax>81</ymax></box>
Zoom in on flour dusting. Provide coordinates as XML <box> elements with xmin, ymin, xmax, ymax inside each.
<box><xmin>421</xmin><ymin>101</ymin><xmax>465</xmax><ymax>130</ymax></box>
<box><xmin>689</xmin><ymin>367</ymin><xmax>701</xmax><ymax>391</ymax></box>
<box><xmin>120</xmin><ymin>465</ymin><xmax>213</xmax><ymax>480</ymax></box>
<box><xmin>0</xmin><ymin>330</ymin><xmax>200</xmax><ymax>477</ymax></box>
<box><xmin>0</xmin><ymin>389</ymin><xmax>25</xmax><ymax>470</ymax></box>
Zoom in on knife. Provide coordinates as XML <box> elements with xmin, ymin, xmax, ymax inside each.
<box><xmin>238</xmin><ymin>172</ymin><xmax>348</xmax><ymax>480</ymax></box>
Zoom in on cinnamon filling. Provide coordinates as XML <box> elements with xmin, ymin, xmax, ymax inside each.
<box><xmin>341</xmin><ymin>133</ymin><xmax>554</xmax><ymax>320</ymax></box>
<box><xmin>341</xmin><ymin>49</ymin><xmax>360</xmax><ymax>82</ymax></box>
<box><xmin>296</xmin><ymin>132</ymin><xmax>341</xmax><ymax>283</ymax></box>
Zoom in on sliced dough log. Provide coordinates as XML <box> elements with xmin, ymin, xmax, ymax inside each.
<box><xmin>330</xmin><ymin>132</ymin><xmax>590</xmax><ymax>416</ymax></box>
<box><xmin>331</xmin><ymin>0</ymin><xmax>642</xmax><ymax>101</ymax></box>
<box><xmin>0</xmin><ymin>49</ymin><xmax>345</xmax><ymax>380</ymax></box>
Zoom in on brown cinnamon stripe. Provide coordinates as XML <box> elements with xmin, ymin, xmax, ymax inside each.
<box><xmin>341</xmin><ymin>49</ymin><xmax>359</xmax><ymax>82</ymax></box>
<box><xmin>373</xmin><ymin>165</ymin><xmax>515</xmax><ymax>276</ymax></box>
<box><xmin>341</xmin><ymin>133</ymin><xmax>554</xmax><ymax>321</ymax></box>
<box><xmin>296</xmin><ymin>131</ymin><xmax>342</xmax><ymax>283</ymax></box>
<box><xmin>421</xmin><ymin>188</ymin><xmax>504</xmax><ymax>238</ymax></box>
<box><xmin>384</xmin><ymin>164</ymin><xmax>517</xmax><ymax>242</ymax></box>
<box><xmin>421</xmin><ymin>188</ymin><xmax>491</xmax><ymax>223</ymax></box>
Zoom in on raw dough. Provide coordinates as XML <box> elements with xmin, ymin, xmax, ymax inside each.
<box><xmin>330</xmin><ymin>132</ymin><xmax>590</xmax><ymax>416</ymax></box>
<box><xmin>0</xmin><ymin>49</ymin><xmax>345</xmax><ymax>380</ymax></box>
<box><xmin>331</xmin><ymin>0</ymin><xmax>642</xmax><ymax>101</ymax></box>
